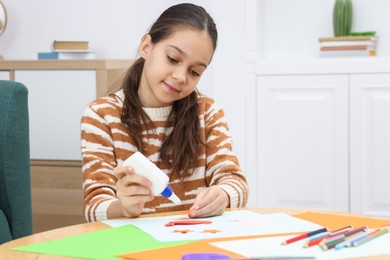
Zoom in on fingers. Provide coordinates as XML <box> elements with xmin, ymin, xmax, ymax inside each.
<box><xmin>114</xmin><ymin>165</ymin><xmax>152</xmax><ymax>187</ymax></box>
<box><xmin>189</xmin><ymin>187</ymin><xmax>209</xmax><ymax>210</ymax></box>
<box><xmin>116</xmin><ymin>183</ymin><xmax>153</xmax><ymax>199</ymax></box>
<box><xmin>119</xmin><ymin>195</ymin><xmax>153</xmax><ymax>217</ymax></box>
<box><xmin>113</xmin><ymin>165</ymin><xmax>130</xmax><ymax>179</ymax></box>
<box><xmin>116</xmin><ymin>173</ymin><xmax>152</xmax><ymax>189</ymax></box>
<box><xmin>116</xmin><ymin>184</ymin><xmax>154</xmax><ymax>218</ymax></box>
<box><xmin>188</xmin><ymin>186</ymin><xmax>229</xmax><ymax>218</ymax></box>
<box><xmin>113</xmin><ymin>165</ymin><xmax>154</xmax><ymax>217</ymax></box>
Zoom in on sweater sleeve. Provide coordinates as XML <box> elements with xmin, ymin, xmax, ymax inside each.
<box><xmin>203</xmin><ymin>98</ymin><xmax>248</xmax><ymax>208</ymax></box>
<box><xmin>81</xmin><ymin>103</ymin><xmax>119</xmax><ymax>222</ymax></box>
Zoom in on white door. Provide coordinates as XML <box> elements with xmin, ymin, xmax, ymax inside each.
<box><xmin>15</xmin><ymin>70</ymin><xmax>96</xmax><ymax>160</ymax></box>
<box><xmin>350</xmin><ymin>73</ymin><xmax>390</xmax><ymax>218</ymax></box>
<box><xmin>256</xmin><ymin>75</ymin><xmax>349</xmax><ymax>212</ymax></box>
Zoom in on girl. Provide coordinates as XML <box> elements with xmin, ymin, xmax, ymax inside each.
<box><xmin>81</xmin><ymin>3</ymin><xmax>248</xmax><ymax>222</ymax></box>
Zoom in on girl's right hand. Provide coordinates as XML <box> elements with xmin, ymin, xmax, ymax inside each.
<box><xmin>112</xmin><ymin>165</ymin><xmax>154</xmax><ymax>218</ymax></box>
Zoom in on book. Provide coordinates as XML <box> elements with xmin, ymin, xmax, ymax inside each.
<box><xmin>37</xmin><ymin>51</ymin><xmax>96</xmax><ymax>60</ymax></box>
<box><xmin>320</xmin><ymin>45</ymin><xmax>372</xmax><ymax>51</ymax></box>
<box><xmin>319</xmin><ymin>40</ymin><xmax>377</xmax><ymax>47</ymax></box>
<box><xmin>320</xmin><ymin>48</ymin><xmax>376</xmax><ymax>58</ymax></box>
<box><xmin>52</xmin><ymin>40</ymin><xmax>89</xmax><ymax>51</ymax></box>
<box><xmin>318</xmin><ymin>36</ymin><xmax>379</xmax><ymax>42</ymax></box>
<box><xmin>319</xmin><ymin>35</ymin><xmax>378</xmax><ymax>58</ymax></box>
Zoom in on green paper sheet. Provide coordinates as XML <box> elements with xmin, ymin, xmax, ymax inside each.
<box><xmin>13</xmin><ymin>224</ymin><xmax>192</xmax><ymax>260</ymax></box>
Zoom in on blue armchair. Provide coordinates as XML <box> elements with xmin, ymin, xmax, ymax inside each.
<box><xmin>0</xmin><ymin>80</ymin><xmax>32</xmax><ymax>244</ymax></box>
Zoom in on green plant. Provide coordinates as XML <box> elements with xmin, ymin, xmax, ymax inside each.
<box><xmin>333</xmin><ymin>0</ymin><xmax>353</xmax><ymax>37</ymax></box>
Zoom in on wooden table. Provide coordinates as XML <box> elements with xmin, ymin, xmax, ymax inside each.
<box><xmin>0</xmin><ymin>208</ymin><xmax>389</xmax><ymax>259</ymax></box>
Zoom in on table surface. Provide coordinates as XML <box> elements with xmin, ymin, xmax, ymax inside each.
<box><xmin>0</xmin><ymin>208</ymin><xmax>389</xmax><ymax>260</ymax></box>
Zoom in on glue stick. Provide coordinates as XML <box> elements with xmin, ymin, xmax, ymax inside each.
<box><xmin>123</xmin><ymin>152</ymin><xmax>182</xmax><ymax>205</ymax></box>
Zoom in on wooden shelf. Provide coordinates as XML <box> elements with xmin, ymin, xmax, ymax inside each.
<box><xmin>256</xmin><ymin>57</ymin><xmax>390</xmax><ymax>75</ymax></box>
<box><xmin>0</xmin><ymin>59</ymin><xmax>132</xmax><ymax>70</ymax></box>
<box><xmin>0</xmin><ymin>59</ymin><xmax>133</xmax><ymax>97</ymax></box>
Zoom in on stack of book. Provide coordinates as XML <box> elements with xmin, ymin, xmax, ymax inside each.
<box><xmin>38</xmin><ymin>40</ymin><xmax>96</xmax><ymax>60</ymax></box>
<box><xmin>318</xmin><ymin>36</ymin><xmax>379</xmax><ymax>58</ymax></box>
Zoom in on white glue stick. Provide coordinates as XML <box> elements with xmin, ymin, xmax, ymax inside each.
<box><xmin>123</xmin><ymin>152</ymin><xmax>182</xmax><ymax>205</ymax></box>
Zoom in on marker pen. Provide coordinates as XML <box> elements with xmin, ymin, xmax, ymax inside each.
<box><xmin>123</xmin><ymin>152</ymin><xmax>181</xmax><ymax>204</ymax></box>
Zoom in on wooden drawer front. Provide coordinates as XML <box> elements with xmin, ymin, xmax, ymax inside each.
<box><xmin>31</xmin><ymin>160</ymin><xmax>85</xmax><ymax>233</ymax></box>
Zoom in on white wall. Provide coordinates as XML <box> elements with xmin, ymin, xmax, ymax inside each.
<box><xmin>256</xmin><ymin>0</ymin><xmax>390</xmax><ymax>60</ymax></box>
<box><xmin>3</xmin><ymin>0</ymin><xmax>390</xmax><ymax>61</ymax></box>
<box><xmin>0</xmin><ymin>0</ymin><xmax>210</xmax><ymax>60</ymax></box>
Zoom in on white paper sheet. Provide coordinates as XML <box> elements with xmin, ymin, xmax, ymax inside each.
<box><xmin>102</xmin><ymin>210</ymin><xmax>323</xmax><ymax>242</ymax></box>
<box><xmin>210</xmin><ymin>233</ymin><xmax>390</xmax><ymax>260</ymax></box>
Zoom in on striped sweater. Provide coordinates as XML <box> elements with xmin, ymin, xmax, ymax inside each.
<box><xmin>81</xmin><ymin>90</ymin><xmax>248</xmax><ymax>222</ymax></box>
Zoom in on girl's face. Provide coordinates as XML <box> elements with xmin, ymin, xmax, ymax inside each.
<box><xmin>138</xmin><ymin>28</ymin><xmax>214</xmax><ymax>108</ymax></box>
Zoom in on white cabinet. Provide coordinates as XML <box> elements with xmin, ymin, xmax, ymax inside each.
<box><xmin>16</xmin><ymin>70</ymin><xmax>95</xmax><ymax>160</ymax></box>
<box><xmin>350</xmin><ymin>74</ymin><xmax>390</xmax><ymax>218</ymax></box>
<box><xmin>256</xmin><ymin>75</ymin><xmax>349</xmax><ymax>212</ymax></box>
<box><xmin>254</xmin><ymin>60</ymin><xmax>390</xmax><ymax>218</ymax></box>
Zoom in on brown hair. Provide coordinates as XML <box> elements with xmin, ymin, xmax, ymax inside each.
<box><xmin>120</xmin><ymin>3</ymin><xmax>218</xmax><ymax>177</ymax></box>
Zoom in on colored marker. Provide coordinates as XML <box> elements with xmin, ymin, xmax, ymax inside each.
<box><xmin>353</xmin><ymin>228</ymin><xmax>388</xmax><ymax>247</ymax></box>
<box><xmin>282</xmin><ymin>227</ymin><xmax>328</xmax><ymax>245</ymax></box>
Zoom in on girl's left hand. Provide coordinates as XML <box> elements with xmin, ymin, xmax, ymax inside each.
<box><xmin>188</xmin><ymin>186</ymin><xmax>229</xmax><ymax>218</ymax></box>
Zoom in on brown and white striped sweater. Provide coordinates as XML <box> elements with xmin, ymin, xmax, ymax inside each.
<box><xmin>81</xmin><ymin>90</ymin><xmax>248</xmax><ymax>222</ymax></box>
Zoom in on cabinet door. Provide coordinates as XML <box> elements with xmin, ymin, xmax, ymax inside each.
<box><xmin>15</xmin><ymin>70</ymin><xmax>96</xmax><ymax>160</ymax></box>
<box><xmin>256</xmin><ymin>75</ymin><xmax>349</xmax><ymax>211</ymax></box>
<box><xmin>350</xmin><ymin>74</ymin><xmax>390</xmax><ymax>218</ymax></box>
